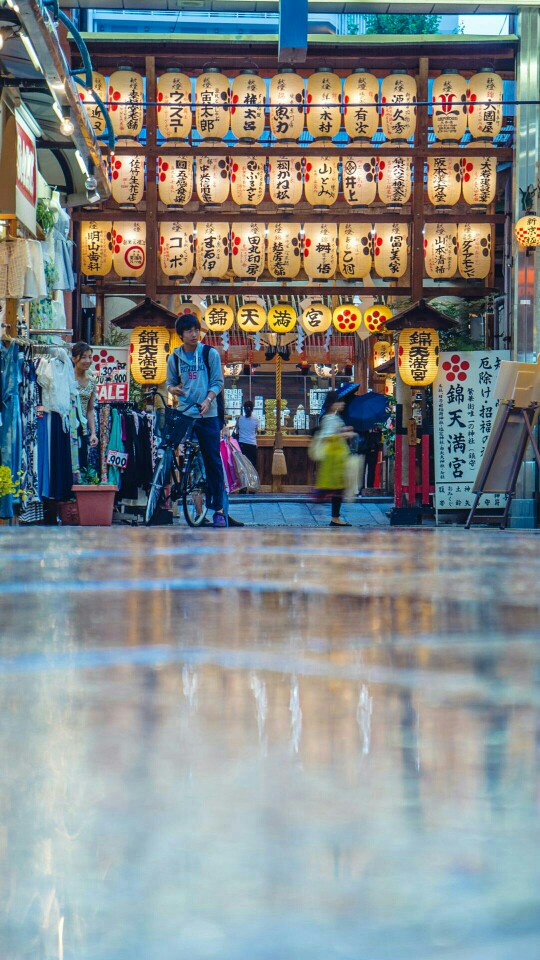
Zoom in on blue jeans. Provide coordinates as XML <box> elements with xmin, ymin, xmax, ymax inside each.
<box><xmin>175</xmin><ymin>415</ymin><xmax>224</xmax><ymax>513</ymax></box>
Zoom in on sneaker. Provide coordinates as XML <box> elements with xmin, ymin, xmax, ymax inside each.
<box><xmin>212</xmin><ymin>512</ymin><xmax>227</xmax><ymax>528</ymax></box>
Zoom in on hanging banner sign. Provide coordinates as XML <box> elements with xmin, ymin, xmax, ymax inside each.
<box><xmin>91</xmin><ymin>346</ymin><xmax>130</xmax><ymax>403</ymax></box>
<box><xmin>434</xmin><ymin>350</ymin><xmax>510</xmax><ymax>511</ymax></box>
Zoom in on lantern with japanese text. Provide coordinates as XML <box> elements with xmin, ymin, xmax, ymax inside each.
<box><xmin>130</xmin><ymin>326</ymin><xmax>170</xmax><ymax>384</ymax></box>
<box><xmin>157</xmin><ymin>70</ymin><xmax>191</xmax><ymax>139</ymax></box>
<box><xmin>344</xmin><ymin>69</ymin><xmax>379</xmax><ymax>141</ymax></box>
<box><xmin>384</xmin><ymin>376</ymin><xmax>396</xmax><ymax>397</ymax></box>
<box><xmin>195</xmin><ymin>68</ymin><xmax>230</xmax><ymax>140</ymax></box>
<box><xmin>204</xmin><ymin>302</ymin><xmax>234</xmax><ymax>332</ymax></box>
<box><xmin>306</xmin><ymin>68</ymin><xmax>341</xmax><ymax>141</ymax></box>
<box><xmin>338</xmin><ymin>223</ymin><xmax>372</xmax><ymax>279</ymax></box>
<box><xmin>332</xmin><ymin>304</ymin><xmax>362</xmax><ymax>333</ymax></box>
<box><xmin>304</xmin><ymin>155</ymin><xmax>339</xmax><ymax>208</ymax></box>
<box><xmin>467</xmin><ymin>70</ymin><xmax>503</xmax><ymax>141</ymax></box>
<box><xmin>159</xmin><ymin>222</ymin><xmax>194</xmax><ymax>278</ymax></box>
<box><xmin>381</xmin><ymin>71</ymin><xmax>417</xmax><ymax>141</ymax></box>
<box><xmin>195</xmin><ymin>155</ymin><xmax>229</xmax><ymax>206</ymax></box>
<box><xmin>373</xmin><ymin>340</ymin><xmax>394</xmax><ymax>368</ymax></box>
<box><xmin>231</xmin><ymin>70</ymin><xmax>266</xmax><ymax>142</ymax></box>
<box><xmin>110</xmin><ymin>140</ymin><xmax>144</xmax><ymax>206</ymax></box>
<box><xmin>158</xmin><ymin>157</ymin><xmax>192</xmax><ymax>208</ymax></box>
<box><xmin>112</xmin><ymin>221</ymin><xmax>146</xmax><ymax>278</ymax></box>
<box><xmin>108</xmin><ymin>69</ymin><xmax>144</xmax><ymax>138</ymax></box>
<box><xmin>230</xmin><ymin>156</ymin><xmax>266</xmax><ymax>208</ymax></box>
<box><xmin>267</xmin><ymin>222</ymin><xmax>301</xmax><ymax>279</ymax></box>
<box><xmin>364</xmin><ymin>305</ymin><xmax>393</xmax><ymax>334</ymax></box>
<box><xmin>268</xmin><ymin>303</ymin><xmax>297</xmax><ymax>333</ymax></box>
<box><xmin>268</xmin><ymin>157</ymin><xmax>303</xmax><ymax>209</ymax></box>
<box><xmin>457</xmin><ymin>223</ymin><xmax>492</xmax><ymax>279</ymax></box>
<box><xmin>378</xmin><ymin>156</ymin><xmax>412</xmax><ymax>206</ymax></box>
<box><xmin>80</xmin><ymin>220</ymin><xmax>112</xmax><ymax>276</ymax></box>
<box><xmin>427</xmin><ymin>156</ymin><xmax>461</xmax><ymax>207</ymax></box>
<box><xmin>303</xmin><ymin>222</ymin><xmax>338</xmax><ymax>281</ymax></box>
<box><xmin>78</xmin><ymin>71</ymin><xmax>108</xmax><ymax>137</ymax></box>
<box><xmin>373</xmin><ymin>223</ymin><xmax>409</xmax><ymax>279</ymax></box>
<box><xmin>300</xmin><ymin>303</ymin><xmax>332</xmax><ymax>335</ymax></box>
<box><xmin>231</xmin><ymin>222</ymin><xmax>265</xmax><ymax>279</ymax></box>
<box><xmin>461</xmin><ymin>156</ymin><xmax>497</xmax><ymax>209</ymax></box>
<box><xmin>432</xmin><ymin>70</ymin><xmax>468</xmax><ymax>142</ymax></box>
<box><xmin>424</xmin><ymin>222</ymin><xmax>458</xmax><ymax>280</ymax></box>
<box><xmin>342</xmin><ymin>156</ymin><xmax>377</xmax><ymax>207</ymax></box>
<box><xmin>398</xmin><ymin>328</ymin><xmax>440</xmax><ymax>386</ymax></box>
<box><xmin>195</xmin><ymin>221</ymin><xmax>230</xmax><ymax>278</ymax></box>
<box><xmin>269</xmin><ymin>69</ymin><xmax>304</xmax><ymax>141</ymax></box>
<box><xmin>237</xmin><ymin>302</ymin><xmax>266</xmax><ymax>333</ymax></box>
<box><xmin>515</xmin><ymin>215</ymin><xmax>540</xmax><ymax>249</ymax></box>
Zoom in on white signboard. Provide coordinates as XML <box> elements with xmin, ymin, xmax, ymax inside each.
<box><xmin>434</xmin><ymin>350</ymin><xmax>510</xmax><ymax>511</ymax></box>
<box><xmin>91</xmin><ymin>346</ymin><xmax>130</xmax><ymax>403</ymax></box>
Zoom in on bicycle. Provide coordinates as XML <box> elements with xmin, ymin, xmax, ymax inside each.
<box><xmin>144</xmin><ymin>390</ymin><xmax>209</xmax><ymax>527</ymax></box>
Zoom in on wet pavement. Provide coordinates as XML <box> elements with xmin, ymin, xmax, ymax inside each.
<box><xmin>0</xmin><ymin>525</ymin><xmax>539</xmax><ymax>960</ymax></box>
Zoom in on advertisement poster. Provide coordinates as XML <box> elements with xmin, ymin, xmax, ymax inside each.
<box><xmin>91</xmin><ymin>346</ymin><xmax>130</xmax><ymax>404</ymax></box>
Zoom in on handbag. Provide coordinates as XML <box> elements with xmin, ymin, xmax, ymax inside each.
<box><xmin>220</xmin><ymin>437</ymin><xmax>242</xmax><ymax>493</ymax></box>
<box><xmin>308</xmin><ymin>431</ymin><xmax>327</xmax><ymax>462</ymax></box>
<box><xmin>344</xmin><ymin>454</ymin><xmax>362</xmax><ymax>502</ymax></box>
<box><xmin>231</xmin><ymin>446</ymin><xmax>260</xmax><ymax>492</ymax></box>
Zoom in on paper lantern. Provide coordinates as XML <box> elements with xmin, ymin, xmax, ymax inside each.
<box><xmin>158</xmin><ymin>156</ymin><xmax>193</xmax><ymax>207</ymax></box>
<box><xmin>432</xmin><ymin>70</ymin><xmax>468</xmax><ymax>142</ymax></box>
<box><xmin>195</xmin><ymin>222</ymin><xmax>229</xmax><ymax>278</ymax></box>
<box><xmin>304</xmin><ymin>155</ymin><xmax>339</xmax><ymax>208</ymax></box>
<box><xmin>159</xmin><ymin>222</ymin><xmax>194</xmax><ymax>278</ymax></box>
<box><xmin>373</xmin><ymin>340</ymin><xmax>394</xmax><ymax>368</ymax></box>
<box><xmin>515</xmin><ymin>215</ymin><xmax>540</xmax><ymax>249</ymax></box>
<box><xmin>342</xmin><ymin>156</ymin><xmax>377</xmax><ymax>207</ymax></box>
<box><xmin>268</xmin><ymin>156</ymin><xmax>303</xmax><ymax>209</ymax></box>
<box><xmin>332</xmin><ymin>304</ymin><xmax>362</xmax><ymax>333</ymax></box>
<box><xmin>80</xmin><ymin>220</ymin><xmax>112</xmax><ymax>276</ymax></box>
<box><xmin>303</xmin><ymin>222</ymin><xmax>338</xmax><ymax>281</ymax></box>
<box><xmin>230</xmin><ymin>156</ymin><xmax>266</xmax><ymax>208</ymax></box>
<box><xmin>377</xmin><ymin>156</ymin><xmax>412</xmax><ymax>206</ymax></box>
<box><xmin>381</xmin><ymin>71</ymin><xmax>417</xmax><ymax>141</ymax></box>
<box><xmin>299</xmin><ymin>303</ymin><xmax>332</xmax><ymax>335</ymax></box>
<box><xmin>112</xmin><ymin>222</ymin><xmax>146</xmax><ymax>278</ymax></box>
<box><xmin>339</xmin><ymin>223</ymin><xmax>372</xmax><ymax>279</ymax></box>
<box><xmin>157</xmin><ymin>71</ymin><xmax>191</xmax><ymax>139</ymax></box>
<box><xmin>78</xmin><ymin>71</ymin><xmax>108</xmax><ymax>137</ymax></box>
<box><xmin>461</xmin><ymin>156</ymin><xmax>497</xmax><ymax>208</ymax></box>
<box><xmin>268</xmin><ymin>303</ymin><xmax>297</xmax><ymax>333</ymax></box>
<box><xmin>364</xmin><ymin>305</ymin><xmax>393</xmax><ymax>334</ymax></box>
<box><xmin>343</xmin><ymin>69</ymin><xmax>379</xmax><ymax>141</ymax></box>
<box><xmin>108</xmin><ymin>70</ymin><xmax>144</xmax><ymax>138</ymax></box>
<box><xmin>267</xmin><ymin>222</ymin><xmax>301</xmax><ymax>279</ymax></box>
<box><xmin>398</xmin><ymin>328</ymin><xmax>440</xmax><ymax>386</ymax></box>
<box><xmin>195</xmin><ymin>68</ymin><xmax>230</xmax><ymax>140</ymax></box>
<box><xmin>384</xmin><ymin>376</ymin><xmax>396</xmax><ymax>397</ymax></box>
<box><xmin>231</xmin><ymin>70</ymin><xmax>266</xmax><ymax>141</ymax></box>
<box><xmin>467</xmin><ymin>70</ymin><xmax>503</xmax><ymax>141</ymax></box>
<box><xmin>195</xmin><ymin>155</ymin><xmax>229</xmax><ymax>206</ymax></box>
<box><xmin>457</xmin><ymin>223</ymin><xmax>492</xmax><ymax>279</ymax></box>
<box><xmin>130</xmin><ymin>326</ymin><xmax>170</xmax><ymax>385</ymax></box>
<box><xmin>110</xmin><ymin>140</ymin><xmax>144</xmax><ymax>206</ymax></box>
<box><xmin>231</xmin><ymin>222</ymin><xmax>265</xmax><ymax>279</ymax></box>
<box><xmin>204</xmin><ymin>303</ymin><xmax>234</xmax><ymax>332</ymax></box>
<box><xmin>269</xmin><ymin>69</ymin><xmax>304</xmax><ymax>141</ymax></box>
<box><xmin>373</xmin><ymin>223</ymin><xmax>409</xmax><ymax>279</ymax></box>
<box><xmin>424</xmin><ymin>223</ymin><xmax>458</xmax><ymax>280</ymax></box>
<box><xmin>306</xmin><ymin>68</ymin><xmax>341</xmax><ymax>140</ymax></box>
<box><xmin>236</xmin><ymin>303</ymin><xmax>266</xmax><ymax>333</ymax></box>
<box><xmin>427</xmin><ymin>156</ymin><xmax>461</xmax><ymax>207</ymax></box>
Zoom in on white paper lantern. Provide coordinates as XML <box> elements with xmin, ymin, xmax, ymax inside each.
<box><xmin>299</xmin><ymin>303</ymin><xmax>332</xmax><ymax>335</ymax></box>
<box><xmin>268</xmin><ymin>156</ymin><xmax>303</xmax><ymax>209</ymax></box>
<box><xmin>158</xmin><ymin>156</ymin><xmax>193</xmax><ymax>207</ymax></box>
<box><xmin>373</xmin><ymin>223</ymin><xmax>409</xmax><ymax>279</ymax></box>
<box><xmin>343</xmin><ymin>69</ymin><xmax>379</xmax><ymax>141</ymax></box>
<box><xmin>303</xmin><ymin>222</ymin><xmax>338</xmax><ymax>281</ymax></box>
<box><xmin>432</xmin><ymin>70</ymin><xmax>468</xmax><ymax>142</ymax></box>
<box><xmin>231</xmin><ymin>222</ymin><xmax>265</xmax><ymax>279</ymax></box>
<box><xmin>108</xmin><ymin>70</ymin><xmax>144</xmax><ymax>138</ymax></box>
<box><xmin>159</xmin><ymin>222</ymin><xmax>194</xmax><ymax>278</ymax></box>
<box><xmin>342</xmin><ymin>156</ymin><xmax>377</xmax><ymax>207</ymax></box>
<box><xmin>195</xmin><ymin>155</ymin><xmax>229</xmax><ymax>206</ymax></box>
<box><xmin>306</xmin><ymin>68</ymin><xmax>341</xmax><ymax>140</ymax></box>
<box><xmin>195</xmin><ymin>68</ymin><xmax>230</xmax><ymax>140</ymax></box>
<box><xmin>424</xmin><ymin>223</ymin><xmax>458</xmax><ymax>280</ymax></box>
<box><xmin>78</xmin><ymin>71</ymin><xmax>108</xmax><ymax>138</ymax></box>
<box><xmin>112</xmin><ymin>221</ymin><xmax>146</xmax><ymax>278</ymax></box>
<box><xmin>457</xmin><ymin>223</ymin><xmax>492</xmax><ymax>279</ymax></box>
<box><xmin>304</xmin><ymin>155</ymin><xmax>339</xmax><ymax>208</ymax></box>
<box><xmin>230</xmin><ymin>156</ymin><xmax>266</xmax><ymax>208</ymax></box>
<box><xmin>427</xmin><ymin>156</ymin><xmax>461</xmax><ymax>207</ymax></box>
<box><xmin>80</xmin><ymin>220</ymin><xmax>112</xmax><ymax>276</ymax></box>
<box><xmin>195</xmin><ymin>222</ymin><xmax>230</xmax><ymax>278</ymax></box>
<box><xmin>461</xmin><ymin>156</ymin><xmax>497</xmax><ymax>208</ymax></box>
<box><xmin>230</xmin><ymin>70</ymin><xmax>266</xmax><ymax>141</ymax></box>
<box><xmin>157</xmin><ymin>71</ymin><xmax>192</xmax><ymax>140</ymax></box>
<box><xmin>377</xmin><ymin>155</ymin><xmax>412</xmax><ymax>206</ymax></box>
<box><xmin>467</xmin><ymin>70</ymin><xmax>503</xmax><ymax>141</ymax></box>
<box><xmin>381</xmin><ymin>71</ymin><xmax>417</xmax><ymax>141</ymax></box>
<box><xmin>339</xmin><ymin>223</ymin><xmax>372</xmax><ymax>279</ymax></box>
<box><xmin>110</xmin><ymin>139</ymin><xmax>144</xmax><ymax>206</ymax></box>
<box><xmin>267</xmin><ymin>222</ymin><xmax>302</xmax><ymax>279</ymax></box>
<box><xmin>269</xmin><ymin>69</ymin><xmax>304</xmax><ymax>141</ymax></box>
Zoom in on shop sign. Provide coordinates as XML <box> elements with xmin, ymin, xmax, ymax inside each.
<box><xmin>91</xmin><ymin>346</ymin><xmax>130</xmax><ymax>403</ymax></box>
<box><xmin>10</xmin><ymin>110</ymin><xmax>37</xmax><ymax>234</ymax></box>
<box><xmin>433</xmin><ymin>350</ymin><xmax>509</xmax><ymax>511</ymax></box>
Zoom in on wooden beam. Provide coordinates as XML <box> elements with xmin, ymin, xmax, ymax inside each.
<box><xmin>145</xmin><ymin>55</ymin><xmax>158</xmax><ymax>302</ymax></box>
<box><xmin>412</xmin><ymin>56</ymin><xmax>429</xmax><ymax>302</ymax></box>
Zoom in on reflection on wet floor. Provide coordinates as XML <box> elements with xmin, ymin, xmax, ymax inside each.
<box><xmin>0</xmin><ymin>527</ymin><xmax>539</xmax><ymax>960</ymax></box>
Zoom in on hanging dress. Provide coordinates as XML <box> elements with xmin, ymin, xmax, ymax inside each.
<box><xmin>0</xmin><ymin>342</ymin><xmax>22</xmax><ymax>518</ymax></box>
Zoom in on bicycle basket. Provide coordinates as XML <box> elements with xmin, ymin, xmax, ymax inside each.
<box><xmin>155</xmin><ymin>406</ymin><xmax>186</xmax><ymax>443</ymax></box>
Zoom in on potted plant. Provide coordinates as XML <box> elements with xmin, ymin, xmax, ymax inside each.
<box><xmin>0</xmin><ymin>467</ymin><xmax>21</xmax><ymax>524</ymax></box>
<box><xmin>72</xmin><ymin>468</ymin><xmax>118</xmax><ymax>527</ymax></box>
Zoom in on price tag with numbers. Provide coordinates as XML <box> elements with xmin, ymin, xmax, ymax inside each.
<box><xmin>106</xmin><ymin>449</ymin><xmax>129</xmax><ymax>470</ymax></box>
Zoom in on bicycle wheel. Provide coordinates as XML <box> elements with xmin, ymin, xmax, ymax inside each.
<box><xmin>182</xmin><ymin>451</ymin><xmax>208</xmax><ymax>527</ymax></box>
<box><xmin>145</xmin><ymin>448</ymin><xmax>173</xmax><ymax>525</ymax></box>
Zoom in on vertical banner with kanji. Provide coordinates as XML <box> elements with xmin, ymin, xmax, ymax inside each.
<box><xmin>434</xmin><ymin>351</ymin><xmax>510</xmax><ymax>511</ymax></box>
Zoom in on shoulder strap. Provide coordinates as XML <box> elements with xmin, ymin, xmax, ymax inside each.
<box><xmin>201</xmin><ymin>342</ymin><xmax>211</xmax><ymax>373</ymax></box>
<box><xmin>174</xmin><ymin>350</ymin><xmax>180</xmax><ymax>381</ymax></box>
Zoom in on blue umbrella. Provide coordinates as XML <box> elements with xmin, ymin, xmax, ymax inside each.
<box><xmin>336</xmin><ymin>382</ymin><xmax>360</xmax><ymax>401</ymax></box>
<box><xmin>345</xmin><ymin>392</ymin><xmax>390</xmax><ymax>433</ymax></box>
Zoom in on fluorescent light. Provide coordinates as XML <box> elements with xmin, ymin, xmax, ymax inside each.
<box><xmin>16</xmin><ymin>102</ymin><xmax>42</xmax><ymax>139</ymax></box>
<box><xmin>49</xmin><ymin>81</ymin><xmax>65</xmax><ymax>93</ymax></box>
<box><xmin>52</xmin><ymin>100</ymin><xmax>63</xmax><ymax>122</ymax></box>
<box><xmin>75</xmin><ymin>150</ymin><xmax>90</xmax><ymax>176</ymax></box>
<box><xmin>20</xmin><ymin>32</ymin><xmax>42</xmax><ymax>73</ymax></box>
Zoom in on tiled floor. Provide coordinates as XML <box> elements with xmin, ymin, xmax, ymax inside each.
<box><xmin>0</xmin><ymin>525</ymin><xmax>539</xmax><ymax>960</ymax></box>
<box><xmin>226</xmin><ymin>496</ymin><xmax>390</xmax><ymax>527</ymax></box>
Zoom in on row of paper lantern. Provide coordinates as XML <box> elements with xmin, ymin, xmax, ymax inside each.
<box><xmin>110</xmin><ymin>148</ymin><xmax>497</xmax><ymax>211</ymax></box>
<box><xmin>82</xmin><ymin>67</ymin><xmax>503</xmax><ymax>144</ymax></box>
<box><xmin>81</xmin><ymin>220</ymin><xmax>492</xmax><ymax>282</ymax></box>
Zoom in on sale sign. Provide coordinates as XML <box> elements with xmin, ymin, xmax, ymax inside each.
<box><xmin>91</xmin><ymin>346</ymin><xmax>130</xmax><ymax>403</ymax></box>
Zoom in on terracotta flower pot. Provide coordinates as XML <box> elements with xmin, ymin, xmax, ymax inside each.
<box><xmin>72</xmin><ymin>484</ymin><xmax>118</xmax><ymax>526</ymax></box>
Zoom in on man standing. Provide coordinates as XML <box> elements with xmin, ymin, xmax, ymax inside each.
<box><xmin>166</xmin><ymin>313</ymin><xmax>226</xmax><ymax>527</ymax></box>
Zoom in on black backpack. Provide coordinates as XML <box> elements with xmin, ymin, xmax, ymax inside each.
<box><xmin>174</xmin><ymin>343</ymin><xmax>225</xmax><ymax>428</ymax></box>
